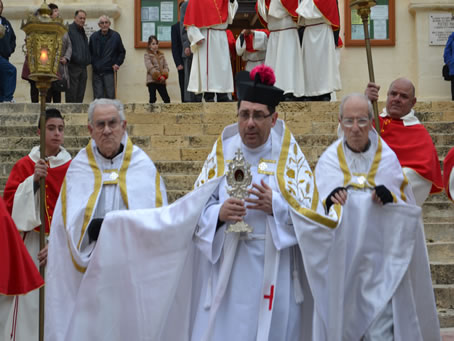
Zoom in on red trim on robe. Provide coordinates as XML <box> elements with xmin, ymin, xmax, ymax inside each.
<box><xmin>443</xmin><ymin>147</ymin><xmax>454</xmax><ymax>200</ymax></box>
<box><xmin>314</xmin><ymin>0</ymin><xmax>343</xmax><ymax>47</ymax></box>
<box><xmin>0</xmin><ymin>197</ymin><xmax>44</xmax><ymax>295</ymax></box>
<box><xmin>314</xmin><ymin>0</ymin><xmax>339</xmax><ymax>27</ymax></box>
<box><xmin>245</xmin><ymin>29</ymin><xmax>270</xmax><ymax>52</ymax></box>
<box><xmin>226</xmin><ymin>29</ymin><xmax>236</xmax><ymax>57</ymax></box>
<box><xmin>183</xmin><ymin>0</ymin><xmax>229</xmax><ymax>28</ymax></box>
<box><xmin>281</xmin><ymin>0</ymin><xmax>299</xmax><ymax>18</ymax></box>
<box><xmin>378</xmin><ymin>116</ymin><xmax>443</xmax><ymax>194</ymax></box>
<box><xmin>3</xmin><ymin>155</ymin><xmax>70</xmax><ymax>234</ymax></box>
<box><xmin>255</xmin><ymin>1</ymin><xmax>270</xmax><ymax>29</ymax></box>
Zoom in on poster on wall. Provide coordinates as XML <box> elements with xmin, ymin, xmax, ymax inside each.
<box><xmin>160</xmin><ymin>2</ymin><xmax>174</xmax><ymax>22</ymax></box>
<box><xmin>429</xmin><ymin>13</ymin><xmax>454</xmax><ymax>46</ymax></box>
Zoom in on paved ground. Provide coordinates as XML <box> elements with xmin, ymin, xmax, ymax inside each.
<box><xmin>442</xmin><ymin>328</ymin><xmax>454</xmax><ymax>340</ymax></box>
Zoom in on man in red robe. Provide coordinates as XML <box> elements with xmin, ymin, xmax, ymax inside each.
<box><xmin>366</xmin><ymin>78</ymin><xmax>443</xmax><ymax>206</ymax></box>
<box><xmin>183</xmin><ymin>0</ymin><xmax>238</xmax><ymax>102</ymax></box>
<box><xmin>1</xmin><ymin>108</ymin><xmax>71</xmax><ymax>341</ymax></box>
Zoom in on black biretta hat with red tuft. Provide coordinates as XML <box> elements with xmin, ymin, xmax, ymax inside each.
<box><xmin>235</xmin><ymin>65</ymin><xmax>284</xmax><ymax>108</ymax></box>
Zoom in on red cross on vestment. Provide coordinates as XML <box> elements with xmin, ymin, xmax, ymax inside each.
<box><xmin>264</xmin><ymin>285</ymin><xmax>274</xmax><ymax>311</ymax></box>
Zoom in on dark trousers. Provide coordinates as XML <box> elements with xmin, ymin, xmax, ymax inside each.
<box><xmin>93</xmin><ymin>72</ymin><xmax>115</xmax><ymax>99</ymax></box>
<box><xmin>0</xmin><ymin>56</ymin><xmax>16</xmax><ymax>102</ymax></box>
<box><xmin>66</xmin><ymin>64</ymin><xmax>87</xmax><ymax>103</ymax></box>
<box><xmin>147</xmin><ymin>83</ymin><xmax>170</xmax><ymax>103</ymax></box>
<box><xmin>203</xmin><ymin>92</ymin><xmax>230</xmax><ymax>102</ymax></box>
<box><xmin>177</xmin><ymin>69</ymin><xmax>185</xmax><ymax>102</ymax></box>
<box><xmin>451</xmin><ymin>79</ymin><xmax>454</xmax><ymax>101</ymax></box>
<box><xmin>183</xmin><ymin>56</ymin><xmax>202</xmax><ymax>102</ymax></box>
<box><xmin>29</xmin><ymin>81</ymin><xmax>62</xmax><ymax>103</ymax></box>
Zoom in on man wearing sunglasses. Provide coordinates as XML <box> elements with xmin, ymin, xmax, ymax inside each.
<box><xmin>305</xmin><ymin>93</ymin><xmax>440</xmax><ymax>340</ymax></box>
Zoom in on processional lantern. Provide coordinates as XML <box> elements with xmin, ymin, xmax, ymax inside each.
<box><xmin>21</xmin><ymin>3</ymin><xmax>67</xmax><ymax>341</ymax></box>
<box><xmin>350</xmin><ymin>0</ymin><xmax>381</xmax><ymax>135</ymax></box>
<box><xmin>21</xmin><ymin>0</ymin><xmax>67</xmax><ymax>90</ymax></box>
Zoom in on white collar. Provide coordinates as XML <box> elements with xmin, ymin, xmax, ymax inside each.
<box><xmin>380</xmin><ymin>108</ymin><xmax>420</xmax><ymax>126</ymax></box>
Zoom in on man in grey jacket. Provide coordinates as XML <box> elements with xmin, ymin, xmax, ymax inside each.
<box><xmin>66</xmin><ymin>9</ymin><xmax>90</xmax><ymax>103</ymax></box>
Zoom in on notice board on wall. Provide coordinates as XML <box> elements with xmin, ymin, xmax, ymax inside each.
<box><xmin>134</xmin><ymin>0</ymin><xmax>180</xmax><ymax>48</ymax></box>
<box><xmin>345</xmin><ymin>0</ymin><xmax>395</xmax><ymax>47</ymax></box>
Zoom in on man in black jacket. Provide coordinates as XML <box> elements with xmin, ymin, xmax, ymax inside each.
<box><xmin>171</xmin><ymin>20</ymin><xmax>184</xmax><ymax>102</ymax></box>
<box><xmin>0</xmin><ymin>0</ymin><xmax>16</xmax><ymax>103</ymax></box>
<box><xmin>89</xmin><ymin>15</ymin><xmax>126</xmax><ymax>99</ymax></box>
<box><xmin>66</xmin><ymin>9</ymin><xmax>91</xmax><ymax>103</ymax></box>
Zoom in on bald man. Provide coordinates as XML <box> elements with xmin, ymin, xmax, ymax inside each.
<box><xmin>366</xmin><ymin>78</ymin><xmax>443</xmax><ymax>206</ymax></box>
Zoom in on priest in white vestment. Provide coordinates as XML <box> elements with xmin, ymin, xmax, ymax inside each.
<box><xmin>189</xmin><ymin>65</ymin><xmax>339</xmax><ymax>341</ymax></box>
<box><xmin>291</xmin><ymin>94</ymin><xmax>440</xmax><ymax>340</ymax></box>
<box><xmin>183</xmin><ymin>0</ymin><xmax>237</xmax><ymax>100</ymax></box>
<box><xmin>257</xmin><ymin>0</ymin><xmax>305</xmax><ymax>98</ymax></box>
<box><xmin>44</xmin><ymin>99</ymin><xmax>167</xmax><ymax>341</ymax></box>
<box><xmin>296</xmin><ymin>0</ymin><xmax>342</xmax><ymax>99</ymax></box>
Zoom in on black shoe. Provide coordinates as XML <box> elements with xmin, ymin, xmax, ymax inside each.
<box><xmin>217</xmin><ymin>93</ymin><xmax>230</xmax><ymax>102</ymax></box>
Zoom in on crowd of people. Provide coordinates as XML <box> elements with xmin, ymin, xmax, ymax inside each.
<box><xmin>0</xmin><ymin>1</ymin><xmax>126</xmax><ymax>104</ymax></box>
<box><xmin>0</xmin><ymin>0</ymin><xmax>345</xmax><ymax>104</ymax></box>
<box><xmin>1</xmin><ymin>0</ymin><xmax>453</xmax><ymax>340</ymax></box>
<box><xmin>0</xmin><ymin>62</ymin><xmax>451</xmax><ymax>340</ymax></box>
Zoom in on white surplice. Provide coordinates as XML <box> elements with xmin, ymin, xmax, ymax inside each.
<box><xmin>297</xmin><ymin>0</ymin><xmax>341</xmax><ymax>96</ymax></box>
<box><xmin>45</xmin><ymin>134</ymin><xmax>167</xmax><ymax>341</ymax></box>
<box><xmin>235</xmin><ymin>30</ymin><xmax>268</xmax><ymax>72</ymax></box>
<box><xmin>187</xmin><ymin>1</ymin><xmax>238</xmax><ymax>94</ymax></box>
<box><xmin>258</xmin><ymin>0</ymin><xmax>305</xmax><ymax>96</ymax></box>
<box><xmin>291</xmin><ymin>130</ymin><xmax>440</xmax><ymax>341</ymax></box>
<box><xmin>190</xmin><ymin>119</ymin><xmax>339</xmax><ymax>341</ymax></box>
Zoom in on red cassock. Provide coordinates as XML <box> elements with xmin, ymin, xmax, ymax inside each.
<box><xmin>0</xmin><ymin>197</ymin><xmax>44</xmax><ymax>295</ymax></box>
<box><xmin>443</xmin><ymin>147</ymin><xmax>454</xmax><ymax>200</ymax></box>
<box><xmin>3</xmin><ymin>155</ymin><xmax>70</xmax><ymax>234</ymax></box>
<box><xmin>379</xmin><ymin>116</ymin><xmax>443</xmax><ymax>194</ymax></box>
<box><xmin>184</xmin><ymin>0</ymin><xmax>230</xmax><ymax>28</ymax></box>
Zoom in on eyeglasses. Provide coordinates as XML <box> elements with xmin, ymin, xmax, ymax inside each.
<box><xmin>238</xmin><ymin>112</ymin><xmax>273</xmax><ymax>122</ymax></box>
<box><xmin>93</xmin><ymin>119</ymin><xmax>122</xmax><ymax>131</ymax></box>
<box><xmin>341</xmin><ymin>117</ymin><xmax>370</xmax><ymax>128</ymax></box>
<box><xmin>99</xmin><ymin>21</ymin><xmax>110</xmax><ymax>25</ymax></box>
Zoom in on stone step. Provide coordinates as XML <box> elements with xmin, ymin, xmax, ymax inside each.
<box><xmin>0</xmin><ymin>136</ymin><xmax>151</xmax><ymax>152</ymax></box>
<box><xmin>439</xmin><ymin>309</ymin><xmax>454</xmax><ymax>328</ymax></box>
<box><xmin>155</xmin><ymin>161</ymin><xmax>203</xmax><ymax>175</ymax></box>
<box><xmin>432</xmin><ymin>263</ymin><xmax>454</xmax><ymax>285</ymax></box>
<box><xmin>426</xmin><ymin>223</ymin><xmax>454</xmax><ymax>243</ymax></box>
<box><xmin>423</xmin><ymin>202</ymin><xmax>454</xmax><ymax>222</ymax></box>
<box><xmin>162</xmin><ymin>174</ymin><xmax>198</xmax><ymax>191</ymax></box>
<box><xmin>428</xmin><ymin>242</ymin><xmax>454</xmax><ymax>263</ymax></box>
<box><xmin>434</xmin><ymin>284</ymin><xmax>454</xmax><ymax>310</ymax></box>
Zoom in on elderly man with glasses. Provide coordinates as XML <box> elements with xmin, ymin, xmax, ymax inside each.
<box><xmin>299</xmin><ymin>93</ymin><xmax>440</xmax><ymax>340</ymax></box>
<box><xmin>44</xmin><ymin>98</ymin><xmax>167</xmax><ymax>340</ymax></box>
<box><xmin>89</xmin><ymin>15</ymin><xmax>126</xmax><ymax>99</ymax></box>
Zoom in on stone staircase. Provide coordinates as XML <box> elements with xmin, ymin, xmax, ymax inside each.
<box><xmin>1</xmin><ymin>101</ymin><xmax>454</xmax><ymax>329</ymax></box>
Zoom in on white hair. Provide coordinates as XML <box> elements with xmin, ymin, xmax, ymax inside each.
<box><xmin>339</xmin><ymin>93</ymin><xmax>373</xmax><ymax>120</ymax></box>
<box><xmin>88</xmin><ymin>98</ymin><xmax>125</xmax><ymax>124</ymax></box>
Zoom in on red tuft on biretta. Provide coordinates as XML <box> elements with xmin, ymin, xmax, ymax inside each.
<box><xmin>249</xmin><ymin>65</ymin><xmax>276</xmax><ymax>86</ymax></box>
<box><xmin>236</xmin><ymin>65</ymin><xmax>283</xmax><ymax>107</ymax></box>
